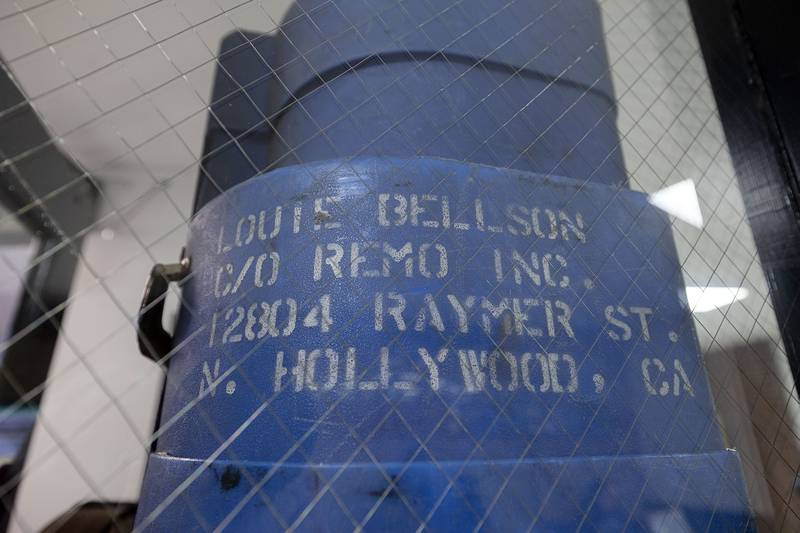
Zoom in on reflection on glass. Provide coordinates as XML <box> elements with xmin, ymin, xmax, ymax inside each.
<box><xmin>686</xmin><ymin>285</ymin><xmax>749</xmax><ymax>313</ymax></box>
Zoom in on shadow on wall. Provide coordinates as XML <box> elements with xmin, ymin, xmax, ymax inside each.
<box><xmin>706</xmin><ymin>339</ymin><xmax>800</xmax><ymax>531</ymax></box>
<box><xmin>41</xmin><ymin>502</ymin><xmax>136</xmax><ymax>533</ymax></box>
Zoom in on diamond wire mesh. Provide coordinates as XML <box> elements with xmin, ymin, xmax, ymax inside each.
<box><xmin>0</xmin><ymin>0</ymin><xmax>797</xmax><ymax>531</ymax></box>
<box><xmin>0</xmin><ymin>3</ymin><xmax>752</xmax><ymax>528</ymax></box>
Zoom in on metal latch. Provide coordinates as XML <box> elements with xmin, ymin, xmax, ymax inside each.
<box><xmin>137</xmin><ymin>252</ymin><xmax>190</xmax><ymax>364</ymax></box>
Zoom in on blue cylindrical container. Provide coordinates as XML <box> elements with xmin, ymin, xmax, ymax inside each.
<box><xmin>135</xmin><ymin>1</ymin><xmax>752</xmax><ymax>530</ymax></box>
<box><xmin>266</xmin><ymin>0</ymin><xmax>626</xmax><ymax>187</ymax></box>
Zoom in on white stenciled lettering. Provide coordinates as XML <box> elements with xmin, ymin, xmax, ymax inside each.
<box><xmin>474</xmin><ymin>198</ymin><xmax>503</xmax><ymax>233</ymax></box>
<box><xmin>458</xmin><ymin>349</ymin><xmax>486</xmax><ymax>392</ymax></box>
<box><xmin>274</xmin><ymin>351</ymin><xmax>288</xmax><ymax>391</ymax></box>
<box><xmin>217</xmin><ymin>295</ymin><xmax>329</xmax><ymax>345</ymax></box>
<box><xmin>254</xmin><ymin>252</ymin><xmax>279</xmax><ymax>287</ymax></box>
<box><xmin>214</xmin><ymin>263</ymin><xmax>233</xmax><ymax>298</ymax></box>
<box><xmin>275</xmin><ymin>347</ymin><xmax>408</xmax><ymax>393</ymax></box>
<box><xmin>531</xmin><ymin>208</ymin><xmax>558</xmax><ymax>239</ymax></box>
<box><xmin>198</xmin><ymin>358</ymin><xmax>221</xmax><ymax>398</ymax></box>
<box><xmin>488</xmin><ymin>350</ymin><xmax>518</xmax><ymax>391</ymax></box>
<box><xmin>314</xmin><ymin>196</ymin><xmax>342</xmax><ymax>230</ymax></box>
<box><xmin>446</xmin><ymin>294</ymin><xmax>476</xmax><ymax>333</ymax></box>
<box><xmin>547</xmin><ymin>353</ymin><xmax>578</xmax><ymax>393</ymax></box>
<box><xmin>415</xmin><ymin>294</ymin><xmax>445</xmax><ymax>332</ymax></box>
<box><xmin>481</xmin><ymin>297</ymin><xmax>512</xmax><ymax>336</ymax></box>
<box><xmin>373</xmin><ymin>292</ymin><xmax>572</xmax><ymax>338</ymax></box>
<box><xmin>314</xmin><ymin>243</ymin><xmax>344</xmax><ymax>280</ymax></box>
<box><xmin>350</xmin><ymin>242</ymin><xmax>381</xmax><ymax>278</ymax></box>
<box><xmin>358</xmin><ymin>347</ymin><xmax>390</xmax><ymax>390</ymax></box>
<box><xmin>521</xmin><ymin>353</ymin><xmax>550</xmax><ymax>392</ymax></box>
<box><xmin>302</xmin><ymin>294</ymin><xmax>332</xmax><ymax>333</ymax></box>
<box><xmin>269</xmin><ymin>346</ymin><xmax>585</xmax><ymax>395</ymax></box>
<box><xmin>293</xmin><ymin>203</ymin><xmax>302</xmax><ymax>234</ymax></box>
<box><xmin>492</xmin><ymin>249</ymin><xmax>569</xmax><ymax>288</ymax></box>
<box><xmin>606</xmin><ymin>305</ymin><xmax>654</xmax><ymax>342</ymax></box>
<box><xmin>410</xmin><ymin>194</ymin><xmax>439</xmax><ymax>228</ymax></box>
<box><xmin>542</xmin><ymin>253</ymin><xmax>569</xmax><ymax>288</ymax></box>
<box><xmin>244</xmin><ymin>302</ymin><xmax>266</xmax><ymax>341</ymax></box>
<box><xmin>258</xmin><ymin>206</ymin><xmax>281</xmax><ymax>240</ymax></box>
<box><xmin>605</xmin><ymin>305</ymin><xmax>631</xmax><ymax>341</ymax></box>
<box><xmin>418</xmin><ymin>243</ymin><xmax>448</xmax><ymax>278</ymax></box>
<box><xmin>344</xmin><ymin>348</ymin><xmax>357</xmax><ymax>390</ymax></box>
<box><xmin>519</xmin><ymin>353</ymin><xmax>577</xmax><ymax>393</ymax></box>
<box><xmin>216</xmin><ymin>207</ymin><xmax>287</xmax><ymax>254</ymax></box>
<box><xmin>214</xmin><ymin>252</ymin><xmax>280</xmax><ymax>297</ymax></box>
<box><xmin>315</xmin><ymin>242</ymin><xmax>448</xmax><ymax>280</ymax></box>
<box><xmin>305</xmin><ymin>349</ymin><xmax>338</xmax><ymax>391</ymax></box>
<box><xmin>559</xmin><ymin>211</ymin><xmax>586</xmax><ymax>242</ymax></box>
<box><xmin>506</xmin><ymin>204</ymin><xmax>531</xmax><ymax>236</ymax></box>
<box><xmin>383</xmin><ymin>242</ymin><xmax>414</xmax><ymax>277</ymax></box>
<box><xmin>235</xmin><ymin>214</ymin><xmax>256</xmax><ymax>247</ymax></box>
<box><xmin>221</xmin><ymin>307</ymin><xmax>244</xmax><ymax>344</ymax></box>
<box><xmin>554</xmin><ymin>300</ymin><xmax>575</xmax><ymax>339</ymax></box>
<box><xmin>379</xmin><ymin>193</ymin><xmax>454</xmax><ymax>228</ymax></box>
<box><xmin>629</xmin><ymin>306</ymin><xmax>653</xmax><ymax>341</ymax></box>
<box><xmin>374</xmin><ymin>292</ymin><xmax>407</xmax><ymax>331</ymax></box>
<box><xmin>642</xmin><ymin>358</ymin><xmax>695</xmax><ymax>397</ymax></box>
<box><xmin>512</xmin><ymin>298</ymin><xmax>543</xmax><ymax>337</ymax></box>
<box><xmin>511</xmin><ymin>250</ymin><xmax>541</xmax><ymax>286</ymax></box>
<box><xmin>418</xmin><ymin>348</ymin><xmax>448</xmax><ymax>391</ymax></box>
<box><xmin>292</xmin><ymin>350</ymin><xmax>306</xmax><ymax>391</ymax></box>
<box><xmin>378</xmin><ymin>194</ymin><xmax>407</xmax><ymax>226</ymax></box>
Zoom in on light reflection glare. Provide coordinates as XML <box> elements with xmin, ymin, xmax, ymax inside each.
<box><xmin>648</xmin><ymin>179</ymin><xmax>704</xmax><ymax>228</ymax></box>
<box><xmin>685</xmin><ymin>286</ymin><xmax>749</xmax><ymax>313</ymax></box>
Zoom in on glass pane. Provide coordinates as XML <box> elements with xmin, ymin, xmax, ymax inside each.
<box><xmin>0</xmin><ymin>0</ymin><xmax>795</xmax><ymax>531</ymax></box>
